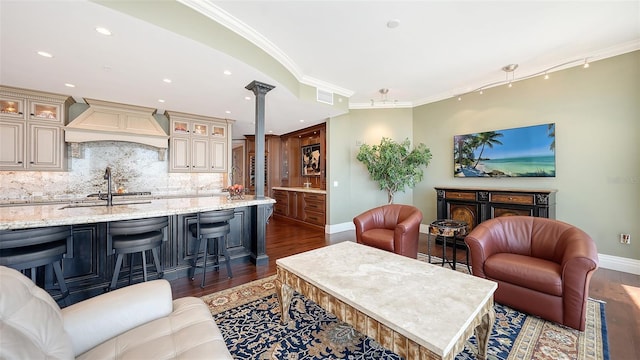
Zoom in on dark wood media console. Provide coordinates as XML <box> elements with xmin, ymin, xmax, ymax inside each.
<box><xmin>435</xmin><ymin>186</ymin><xmax>556</xmax><ymax>232</ymax></box>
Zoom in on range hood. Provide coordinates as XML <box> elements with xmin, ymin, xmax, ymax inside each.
<box><xmin>65</xmin><ymin>98</ymin><xmax>169</xmax><ymax>149</ymax></box>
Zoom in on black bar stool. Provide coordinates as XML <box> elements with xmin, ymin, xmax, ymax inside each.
<box><xmin>188</xmin><ymin>209</ymin><xmax>234</xmax><ymax>288</ymax></box>
<box><xmin>0</xmin><ymin>226</ymin><xmax>72</xmax><ymax>299</ymax></box>
<box><xmin>108</xmin><ymin>217</ymin><xmax>168</xmax><ymax>291</ymax></box>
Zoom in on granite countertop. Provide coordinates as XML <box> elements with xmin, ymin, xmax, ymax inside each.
<box><xmin>0</xmin><ymin>195</ymin><xmax>275</xmax><ymax>230</ymax></box>
<box><xmin>272</xmin><ymin>186</ymin><xmax>327</xmax><ymax>194</ymax></box>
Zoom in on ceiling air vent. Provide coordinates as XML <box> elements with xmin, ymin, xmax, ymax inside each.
<box><xmin>316</xmin><ymin>88</ymin><xmax>334</xmax><ymax>105</ymax></box>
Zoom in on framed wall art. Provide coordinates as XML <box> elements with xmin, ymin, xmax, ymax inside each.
<box><xmin>301</xmin><ymin>143</ymin><xmax>321</xmax><ymax>176</ymax></box>
<box><xmin>454</xmin><ymin>123</ymin><xmax>556</xmax><ymax>177</ymax></box>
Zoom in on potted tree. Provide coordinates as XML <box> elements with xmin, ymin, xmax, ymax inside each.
<box><xmin>356</xmin><ymin>137</ymin><xmax>432</xmax><ymax>203</ymax></box>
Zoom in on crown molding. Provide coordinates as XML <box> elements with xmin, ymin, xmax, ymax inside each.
<box><xmin>177</xmin><ymin>0</ymin><xmax>354</xmax><ymax>99</ymax></box>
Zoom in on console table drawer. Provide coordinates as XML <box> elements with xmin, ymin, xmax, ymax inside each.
<box><xmin>445</xmin><ymin>191</ymin><xmax>476</xmax><ymax>201</ymax></box>
<box><xmin>491</xmin><ymin>193</ymin><xmax>534</xmax><ymax>205</ymax></box>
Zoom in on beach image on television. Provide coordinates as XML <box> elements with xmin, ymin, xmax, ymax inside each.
<box><xmin>454</xmin><ymin>123</ymin><xmax>555</xmax><ymax>177</ymax></box>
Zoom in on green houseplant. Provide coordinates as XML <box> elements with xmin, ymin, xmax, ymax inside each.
<box><xmin>356</xmin><ymin>137</ymin><xmax>432</xmax><ymax>204</ymax></box>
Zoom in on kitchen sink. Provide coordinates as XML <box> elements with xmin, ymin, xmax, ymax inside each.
<box><xmin>59</xmin><ymin>201</ymin><xmax>152</xmax><ymax>210</ymax></box>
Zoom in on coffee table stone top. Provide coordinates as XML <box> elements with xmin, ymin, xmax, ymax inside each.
<box><xmin>276</xmin><ymin>241</ymin><xmax>497</xmax><ymax>357</ymax></box>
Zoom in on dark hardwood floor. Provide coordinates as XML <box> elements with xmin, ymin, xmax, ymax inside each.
<box><xmin>170</xmin><ymin>217</ymin><xmax>640</xmax><ymax>360</ymax></box>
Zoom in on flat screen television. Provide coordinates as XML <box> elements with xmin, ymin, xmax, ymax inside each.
<box><xmin>454</xmin><ymin>123</ymin><xmax>555</xmax><ymax>177</ymax></box>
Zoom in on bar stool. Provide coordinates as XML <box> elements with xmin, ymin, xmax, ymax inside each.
<box><xmin>0</xmin><ymin>226</ymin><xmax>72</xmax><ymax>300</ymax></box>
<box><xmin>188</xmin><ymin>209</ymin><xmax>234</xmax><ymax>288</ymax></box>
<box><xmin>108</xmin><ymin>217</ymin><xmax>168</xmax><ymax>291</ymax></box>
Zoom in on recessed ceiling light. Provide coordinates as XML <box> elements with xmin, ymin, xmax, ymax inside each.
<box><xmin>268</xmin><ymin>130</ymin><xmax>273</xmax><ymax>133</ymax></box>
<box><xmin>223</xmin><ymin>70</ymin><xmax>232</xmax><ymax>76</ymax></box>
<box><xmin>299</xmin><ymin>120</ymin><xmax>305</xmax><ymax>123</ymax></box>
<box><xmin>387</xmin><ymin>19</ymin><xmax>400</xmax><ymax>29</ymax></box>
<box><xmin>163</xmin><ymin>78</ymin><xmax>172</xmax><ymax>83</ymax></box>
<box><xmin>244</xmin><ymin>96</ymin><xmax>251</xmax><ymax>100</ymax></box>
<box><xmin>225</xmin><ymin>110</ymin><xmax>231</xmax><ymax>114</ymax></box>
<box><xmin>64</xmin><ymin>83</ymin><xmax>76</xmax><ymax>88</ymax></box>
<box><xmin>95</xmin><ymin>27</ymin><xmax>112</xmax><ymax>36</ymax></box>
<box><xmin>158</xmin><ymin>99</ymin><xmax>165</xmax><ymax>103</ymax></box>
<box><xmin>37</xmin><ymin>51</ymin><xmax>53</xmax><ymax>58</ymax></box>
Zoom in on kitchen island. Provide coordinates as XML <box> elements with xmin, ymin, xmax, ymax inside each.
<box><xmin>0</xmin><ymin>195</ymin><xmax>274</xmax><ymax>305</ymax></box>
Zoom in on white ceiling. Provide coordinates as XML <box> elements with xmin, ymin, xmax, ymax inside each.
<box><xmin>1</xmin><ymin>1</ymin><xmax>639</xmax><ymax>138</ymax></box>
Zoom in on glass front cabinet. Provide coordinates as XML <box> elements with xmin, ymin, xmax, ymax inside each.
<box><xmin>0</xmin><ymin>86</ymin><xmax>73</xmax><ymax>171</ymax></box>
<box><xmin>166</xmin><ymin>111</ymin><xmax>231</xmax><ymax>173</ymax></box>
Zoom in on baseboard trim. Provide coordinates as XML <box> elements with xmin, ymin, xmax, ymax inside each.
<box><xmin>597</xmin><ymin>253</ymin><xmax>640</xmax><ymax>275</ymax></box>
<box><xmin>326</xmin><ymin>222</ymin><xmax>354</xmax><ymax>234</ymax></box>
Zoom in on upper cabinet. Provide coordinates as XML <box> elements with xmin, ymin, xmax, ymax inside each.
<box><xmin>0</xmin><ymin>86</ymin><xmax>74</xmax><ymax>171</ymax></box>
<box><xmin>165</xmin><ymin>111</ymin><xmax>232</xmax><ymax>173</ymax></box>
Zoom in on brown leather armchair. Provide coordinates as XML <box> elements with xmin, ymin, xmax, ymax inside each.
<box><xmin>353</xmin><ymin>204</ymin><xmax>422</xmax><ymax>259</ymax></box>
<box><xmin>464</xmin><ymin>216</ymin><xmax>598</xmax><ymax>331</ymax></box>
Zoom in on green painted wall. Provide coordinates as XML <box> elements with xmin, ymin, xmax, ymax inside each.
<box><xmin>412</xmin><ymin>51</ymin><xmax>640</xmax><ymax>260</ymax></box>
<box><xmin>327</xmin><ymin>108</ymin><xmax>414</xmax><ymax>223</ymax></box>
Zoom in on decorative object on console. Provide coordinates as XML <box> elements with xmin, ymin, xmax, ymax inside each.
<box><xmin>357</xmin><ymin>137</ymin><xmax>432</xmax><ymax>203</ymax></box>
<box><xmin>454</xmin><ymin>123</ymin><xmax>555</xmax><ymax>177</ymax></box>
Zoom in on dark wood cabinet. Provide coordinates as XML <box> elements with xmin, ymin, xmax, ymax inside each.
<box><xmin>435</xmin><ymin>187</ymin><xmax>556</xmax><ymax>232</ymax></box>
<box><xmin>272</xmin><ymin>188</ymin><xmax>326</xmax><ymax>228</ymax></box>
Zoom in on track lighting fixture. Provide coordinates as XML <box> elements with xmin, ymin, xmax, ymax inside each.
<box><xmin>455</xmin><ymin>57</ymin><xmax>591</xmax><ymax>101</ymax></box>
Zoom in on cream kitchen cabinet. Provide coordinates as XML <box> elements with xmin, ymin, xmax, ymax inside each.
<box><xmin>165</xmin><ymin>111</ymin><xmax>231</xmax><ymax>173</ymax></box>
<box><xmin>0</xmin><ymin>86</ymin><xmax>73</xmax><ymax>171</ymax></box>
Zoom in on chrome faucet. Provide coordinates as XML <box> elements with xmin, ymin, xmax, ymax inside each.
<box><xmin>102</xmin><ymin>166</ymin><xmax>113</xmax><ymax>206</ymax></box>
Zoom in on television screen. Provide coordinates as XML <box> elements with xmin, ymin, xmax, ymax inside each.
<box><xmin>454</xmin><ymin>123</ymin><xmax>555</xmax><ymax>177</ymax></box>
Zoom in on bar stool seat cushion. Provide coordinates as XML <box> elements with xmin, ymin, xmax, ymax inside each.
<box><xmin>0</xmin><ymin>241</ymin><xmax>66</xmax><ymax>267</ymax></box>
<box><xmin>112</xmin><ymin>231</ymin><xmax>164</xmax><ymax>253</ymax></box>
<box><xmin>0</xmin><ymin>265</ymin><xmax>233</xmax><ymax>360</ymax></box>
<box><xmin>189</xmin><ymin>222</ymin><xmax>230</xmax><ymax>236</ymax></box>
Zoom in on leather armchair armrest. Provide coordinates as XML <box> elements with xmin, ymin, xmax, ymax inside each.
<box><xmin>62</xmin><ymin>279</ymin><xmax>173</xmax><ymax>356</ymax></box>
<box><xmin>393</xmin><ymin>209</ymin><xmax>422</xmax><ymax>258</ymax></box>
<box><xmin>353</xmin><ymin>208</ymin><xmax>382</xmax><ymax>241</ymax></box>
<box><xmin>559</xmin><ymin>230</ymin><xmax>599</xmax><ymax>330</ymax></box>
<box><xmin>464</xmin><ymin>223</ymin><xmax>505</xmax><ymax>278</ymax></box>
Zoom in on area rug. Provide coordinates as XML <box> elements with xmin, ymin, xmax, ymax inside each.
<box><xmin>202</xmin><ymin>276</ymin><xmax>608</xmax><ymax>360</ymax></box>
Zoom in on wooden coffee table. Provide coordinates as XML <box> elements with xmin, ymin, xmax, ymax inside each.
<box><xmin>276</xmin><ymin>241</ymin><xmax>497</xmax><ymax>360</ymax></box>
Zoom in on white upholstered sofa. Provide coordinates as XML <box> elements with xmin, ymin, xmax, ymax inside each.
<box><xmin>0</xmin><ymin>265</ymin><xmax>233</xmax><ymax>359</ymax></box>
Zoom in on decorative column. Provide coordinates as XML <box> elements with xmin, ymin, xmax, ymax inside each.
<box><xmin>245</xmin><ymin>80</ymin><xmax>275</xmax><ymax>199</ymax></box>
<box><xmin>245</xmin><ymin>80</ymin><xmax>275</xmax><ymax>266</ymax></box>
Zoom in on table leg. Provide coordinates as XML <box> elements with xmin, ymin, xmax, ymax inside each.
<box><xmin>474</xmin><ymin>307</ymin><xmax>496</xmax><ymax>360</ymax></box>
<box><xmin>441</xmin><ymin>236</ymin><xmax>447</xmax><ymax>266</ymax></box>
<box><xmin>452</xmin><ymin>236</ymin><xmax>457</xmax><ymax>270</ymax></box>
<box><xmin>427</xmin><ymin>233</ymin><xmax>432</xmax><ymax>263</ymax></box>
<box><xmin>275</xmin><ymin>278</ymin><xmax>293</xmax><ymax>324</ymax></box>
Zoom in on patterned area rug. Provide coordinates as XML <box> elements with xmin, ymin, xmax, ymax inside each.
<box><xmin>202</xmin><ymin>275</ymin><xmax>608</xmax><ymax>360</ymax></box>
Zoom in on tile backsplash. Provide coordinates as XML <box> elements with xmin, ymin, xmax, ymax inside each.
<box><xmin>0</xmin><ymin>141</ymin><xmax>225</xmax><ymax>203</ymax></box>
